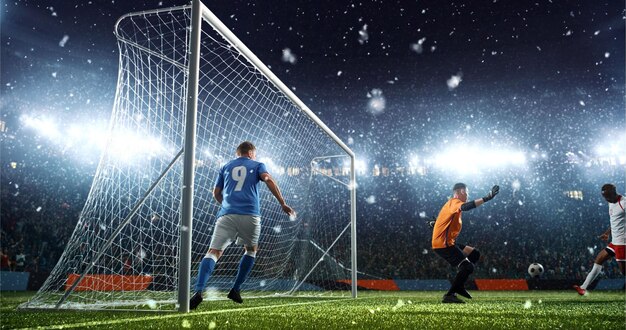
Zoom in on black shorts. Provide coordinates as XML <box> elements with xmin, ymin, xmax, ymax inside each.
<box><xmin>434</xmin><ymin>244</ymin><xmax>467</xmax><ymax>267</ymax></box>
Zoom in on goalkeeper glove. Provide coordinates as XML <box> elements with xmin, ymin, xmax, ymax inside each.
<box><xmin>426</xmin><ymin>216</ymin><xmax>436</xmax><ymax>229</ymax></box>
<box><xmin>482</xmin><ymin>185</ymin><xmax>500</xmax><ymax>202</ymax></box>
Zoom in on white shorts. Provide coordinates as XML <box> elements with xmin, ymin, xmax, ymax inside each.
<box><xmin>209</xmin><ymin>214</ymin><xmax>261</xmax><ymax>251</ymax></box>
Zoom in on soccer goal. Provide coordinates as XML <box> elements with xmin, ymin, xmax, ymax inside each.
<box><xmin>19</xmin><ymin>0</ymin><xmax>356</xmax><ymax>312</ymax></box>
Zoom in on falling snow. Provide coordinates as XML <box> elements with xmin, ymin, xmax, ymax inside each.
<box><xmin>446</xmin><ymin>73</ymin><xmax>462</xmax><ymax>90</ymax></box>
<box><xmin>366</xmin><ymin>88</ymin><xmax>386</xmax><ymax>115</ymax></box>
<box><xmin>358</xmin><ymin>24</ymin><xmax>369</xmax><ymax>45</ymax></box>
<box><xmin>58</xmin><ymin>35</ymin><xmax>69</xmax><ymax>47</ymax></box>
<box><xmin>281</xmin><ymin>48</ymin><xmax>297</xmax><ymax>64</ymax></box>
<box><xmin>410</xmin><ymin>37</ymin><xmax>427</xmax><ymax>54</ymax></box>
<box><xmin>0</xmin><ymin>0</ymin><xmax>623</xmax><ymax>289</ymax></box>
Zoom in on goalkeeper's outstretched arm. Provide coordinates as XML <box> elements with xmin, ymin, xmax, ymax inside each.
<box><xmin>460</xmin><ymin>185</ymin><xmax>500</xmax><ymax>211</ymax></box>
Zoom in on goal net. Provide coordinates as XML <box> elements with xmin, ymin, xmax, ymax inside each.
<box><xmin>20</xmin><ymin>1</ymin><xmax>356</xmax><ymax>311</ymax></box>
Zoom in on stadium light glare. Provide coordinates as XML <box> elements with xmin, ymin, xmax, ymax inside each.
<box><xmin>429</xmin><ymin>147</ymin><xmax>526</xmax><ymax>173</ymax></box>
<box><xmin>67</xmin><ymin>124</ymin><xmax>83</xmax><ymax>140</ymax></box>
<box><xmin>595</xmin><ymin>132</ymin><xmax>626</xmax><ymax>156</ymax></box>
<box><xmin>66</xmin><ymin>123</ymin><xmax>105</xmax><ymax>151</ymax></box>
<box><xmin>20</xmin><ymin>115</ymin><xmax>60</xmax><ymax>140</ymax></box>
<box><xmin>102</xmin><ymin>131</ymin><xmax>168</xmax><ymax>163</ymax></box>
<box><xmin>594</xmin><ymin>135</ymin><xmax>626</xmax><ymax>165</ymax></box>
<box><xmin>595</xmin><ymin>143</ymin><xmax>624</xmax><ymax>157</ymax></box>
<box><xmin>259</xmin><ymin>157</ymin><xmax>285</xmax><ymax>175</ymax></box>
<box><xmin>354</xmin><ymin>159</ymin><xmax>367</xmax><ymax>175</ymax></box>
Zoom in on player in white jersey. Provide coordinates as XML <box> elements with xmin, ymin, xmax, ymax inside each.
<box><xmin>574</xmin><ymin>183</ymin><xmax>625</xmax><ymax>296</ymax></box>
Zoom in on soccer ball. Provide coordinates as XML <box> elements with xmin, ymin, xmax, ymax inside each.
<box><xmin>528</xmin><ymin>263</ymin><xmax>544</xmax><ymax>278</ymax></box>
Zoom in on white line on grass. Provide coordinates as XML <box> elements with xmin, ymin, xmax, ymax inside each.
<box><xmin>19</xmin><ymin>298</ymin><xmax>348</xmax><ymax>330</ymax></box>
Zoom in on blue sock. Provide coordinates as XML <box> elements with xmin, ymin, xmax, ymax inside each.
<box><xmin>194</xmin><ymin>257</ymin><xmax>216</xmax><ymax>293</ymax></box>
<box><xmin>232</xmin><ymin>255</ymin><xmax>255</xmax><ymax>291</ymax></box>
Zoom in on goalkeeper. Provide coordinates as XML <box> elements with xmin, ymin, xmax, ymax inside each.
<box><xmin>190</xmin><ymin>141</ymin><xmax>294</xmax><ymax>309</ymax></box>
<box><xmin>431</xmin><ymin>183</ymin><xmax>499</xmax><ymax>304</ymax></box>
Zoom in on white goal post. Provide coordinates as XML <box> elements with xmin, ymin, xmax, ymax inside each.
<box><xmin>19</xmin><ymin>0</ymin><xmax>356</xmax><ymax>313</ymax></box>
<box><xmin>179</xmin><ymin>0</ymin><xmax>357</xmax><ymax>312</ymax></box>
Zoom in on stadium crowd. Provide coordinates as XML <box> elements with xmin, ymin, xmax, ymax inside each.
<box><xmin>1</xmin><ymin>150</ymin><xmax>91</xmax><ymax>275</ymax></box>
<box><xmin>1</xmin><ymin>142</ymin><xmax>623</xmax><ymax>285</ymax></box>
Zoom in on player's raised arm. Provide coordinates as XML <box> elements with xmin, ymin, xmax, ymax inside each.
<box><xmin>260</xmin><ymin>172</ymin><xmax>294</xmax><ymax>216</ymax></box>
<box><xmin>458</xmin><ymin>184</ymin><xmax>500</xmax><ymax>212</ymax></box>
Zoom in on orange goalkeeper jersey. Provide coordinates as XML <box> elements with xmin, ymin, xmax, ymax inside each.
<box><xmin>432</xmin><ymin>198</ymin><xmax>464</xmax><ymax>249</ymax></box>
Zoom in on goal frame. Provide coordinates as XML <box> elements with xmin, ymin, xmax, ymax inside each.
<box><xmin>177</xmin><ymin>0</ymin><xmax>357</xmax><ymax>312</ymax></box>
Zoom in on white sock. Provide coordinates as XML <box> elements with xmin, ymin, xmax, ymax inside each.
<box><xmin>204</xmin><ymin>253</ymin><xmax>218</xmax><ymax>262</ymax></box>
<box><xmin>581</xmin><ymin>263</ymin><xmax>603</xmax><ymax>290</ymax></box>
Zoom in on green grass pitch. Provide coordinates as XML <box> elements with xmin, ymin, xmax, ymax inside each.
<box><xmin>1</xmin><ymin>291</ymin><xmax>624</xmax><ymax>329</ymax></box>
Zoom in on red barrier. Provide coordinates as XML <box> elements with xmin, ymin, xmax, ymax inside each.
<box><xmin>65</xmin><ymin>274</ymin><xmax>152</xmax><ymax>291</ymax></box>
<box><xmin>338</xmin><ymin>279</ymin><xmax>400</xmax><ymax>291</ymax></box>
<box><xmin>474</xmin><ymin>279</ymin><xmax>529</xmax><ymax>291</ymax></box>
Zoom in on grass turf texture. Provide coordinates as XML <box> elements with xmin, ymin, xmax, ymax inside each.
<box><xmin>1</xmin><ymin>291</ymin><xmax>624</xmax><ymax>329</ymax></box>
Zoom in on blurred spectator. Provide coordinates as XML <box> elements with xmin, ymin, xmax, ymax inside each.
<box><xmin>14</xmin><ymin>251</ymin><xmax>26</xmax><ymax>272</ymax></box>
<box><xmin>25</xmin><ymin>255</ymin><xmax>39</xmax><ymax>273</ymax></box>
<box><xmin>0</xmin><ymin>248</ymin><xmax>11</xmax><ymax>271</ymax></box>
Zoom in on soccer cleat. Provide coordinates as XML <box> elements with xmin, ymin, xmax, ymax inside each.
<box><xmin>455</xmin><ymin>287</ymin><xmax>472</xmax><ymax>299</ymax></box>
<box><xmin>573</xmin><ymin>285</ymin><xmax>586</xmax><ymax>296</ymax></box>
<box><xmin>228</xmin><ymin>289</ymin><xmax>243</xmax><ymax>304</ymax></box>
<box><xmin>442</xmin><ymin>294</ymin><xmax>465</xmax><ymax>304</ymax></box>
<box><xmin>189</xmin><ymin>292</ymin><xmax>203</xmax><ymax>310</ymax></box>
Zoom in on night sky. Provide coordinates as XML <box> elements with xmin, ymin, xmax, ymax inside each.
<box><xmin>1</xmin><ymin>1</ymin><xmax>625</xmax><ymax>279</ymax></box>
<box><xmin>2</xmin><ymin>1</ymin><xmax>624</xmax><ymax>168</ymax></box>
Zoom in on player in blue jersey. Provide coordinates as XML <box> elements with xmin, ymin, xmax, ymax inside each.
<box><xmin>190</xmin><ymin>141</ymin><xmax>294</xmax><ymax>309</ymax></box>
